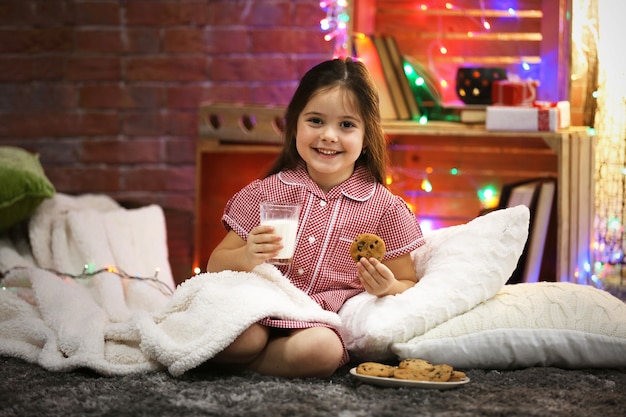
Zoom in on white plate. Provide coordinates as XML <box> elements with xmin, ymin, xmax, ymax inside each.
<box><xmin>349</xmin><ymin>367</ymin><xmax>470</xmax><ymax>389</ymax></box>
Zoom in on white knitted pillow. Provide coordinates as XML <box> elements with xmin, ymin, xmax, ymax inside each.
<box><xmin>392</xmin><ymin>282</ymin><xmax>626</xmax><ymax>368</ymax></box>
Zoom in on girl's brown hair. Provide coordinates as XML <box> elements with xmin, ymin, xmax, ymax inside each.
<box><xmin>265</xmin><ymin>57</ymin><xmax>388</xmax><ymax>185</ymax></box>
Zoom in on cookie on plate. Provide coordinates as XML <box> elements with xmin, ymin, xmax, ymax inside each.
<box><xmin>393</xmin><ymin>364</ymin><xmax>454</xmax><ymax>382</ymax></box>
<box><xmin>356</xmin><ymin>362</ymin><xmax>396</xmax><ymax>378</ymax></box>
<box><xmin>349</xmin><ymin>233</ymin><xmax>386</xmax><ymax>262</ymax></box>
<box><xmin>398</xmin><ymin>358</ymin><xmax>434</xmax><ymax>372</ymax></box>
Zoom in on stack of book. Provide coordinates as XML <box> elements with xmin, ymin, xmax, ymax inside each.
<box><xmin>353</xmin><ymin>33</ymin><xmax>487</xmax><ymax>123</ymax></box>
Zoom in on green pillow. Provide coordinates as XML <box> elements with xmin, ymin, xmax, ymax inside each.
<box><xmin>0</xmin><ymin>146</ymin><xmax>55</xmax><ymax>231</ymax></box>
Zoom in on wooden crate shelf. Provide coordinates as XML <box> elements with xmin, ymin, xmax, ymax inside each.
<box><xmin>194</xmin><ymin>103</ymin><xmax>593</xmax><ymax>283</ymax></box>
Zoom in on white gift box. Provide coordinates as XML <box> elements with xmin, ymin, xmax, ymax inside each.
<box><xmin>486</xmin><ymin>101</ymin><xmax>571</xmax><ymax>131</ymax></box>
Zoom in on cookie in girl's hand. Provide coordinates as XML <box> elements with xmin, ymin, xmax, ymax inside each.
<box><xmin>350</xmin><ymin>233</ymin><xmax>386</xmax><ymax>262</ymax></box>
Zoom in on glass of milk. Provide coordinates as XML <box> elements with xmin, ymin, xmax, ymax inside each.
<box><xmin>260</xmin><ymin>202</ymin><xmax>301</xmax><ymax>265</ymax></box>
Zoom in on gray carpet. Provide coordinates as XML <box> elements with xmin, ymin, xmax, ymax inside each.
<box><xmin>1</xmin><ymin>356</ymin><xmax>625</xmax><ymax>417</ymax></box>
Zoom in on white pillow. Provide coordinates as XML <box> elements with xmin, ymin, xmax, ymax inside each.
<box><xmin>338</xmin><ymin>205</ymin><xmax>530</xmax><ymax>360</ymax></box>
<box><xmin>392</xmin><ymin>282</ymin><xmax>626</xmax><ymax>369</ymax></box>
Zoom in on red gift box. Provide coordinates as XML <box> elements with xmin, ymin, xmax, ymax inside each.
<box><xmin>491</xmin><ymin>80</ymin><xmax>539</xmax><ymax>106</ymax></box>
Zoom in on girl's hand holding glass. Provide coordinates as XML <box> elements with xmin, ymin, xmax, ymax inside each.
<box><xmin>246</xmin><ymin>225</ymin><xmax>283</xmax><ymax>266</ymax></box>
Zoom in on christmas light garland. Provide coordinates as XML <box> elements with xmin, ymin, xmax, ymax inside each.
<box><xmin>319</xmin><ymin>0</ymin><xmax>350</xmax><ymax>57</ymax></box>
<box><xmin>1</xmin><ymin>264</ymin><xmax>174</xmax><ymax>296</ymax></box>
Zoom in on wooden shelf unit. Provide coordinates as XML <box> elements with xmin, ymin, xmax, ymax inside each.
<box><xmin>194</xmin><ymin>103</ymin><xmax>593</xmax><ymax>283</ymax></box>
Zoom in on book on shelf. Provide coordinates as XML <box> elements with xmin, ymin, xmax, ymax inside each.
<box><xmin>371</xmin><ymin>35</ymin><xmax>411</xmax><ymax>120</ymax></box>
<box><xmin>381</xmin><ymin>35</ymin><xmax>421</xmax><ymax>121</ymax></box>
<box><xmin>352</xmin><ymin>34</ymin><xmax>399</xmax><ymax>121</ymax></box>
<box><xmin>440</xmin><ymin>102</ymin><xmax>487</xmax><ymax>124</ymax></box>
<box><xmin>499</xmin><ymin>177</ymin><xmax>557</xmax><ymax>284</ymax></box>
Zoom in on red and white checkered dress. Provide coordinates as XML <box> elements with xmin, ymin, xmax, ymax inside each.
<box><xmin>222</xmin><ymin>163</ymin><xmax>425</xmax><ymax>365</ymax></box>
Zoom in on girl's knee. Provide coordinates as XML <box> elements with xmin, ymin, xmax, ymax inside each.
<box><xmin>294</xmin><ymin>328</ymin><xmax>344</xmax><ymax>377</ymax></box>
<box><xmin>214</xmin><ymin>324</ymin><xmax>269</xmax><ymax>364</ymax></box>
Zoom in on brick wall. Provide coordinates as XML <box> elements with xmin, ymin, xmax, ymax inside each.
<box><xmin>0</xmin><ymin>0</ymin><xmax>332</xmax><ymax>283</ymax></box>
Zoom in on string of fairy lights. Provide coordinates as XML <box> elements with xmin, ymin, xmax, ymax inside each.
<box><xmin>0</xmin><ymin>264</ymin><xmax>174</xmax><ymax>296</ymax></box>
<box><xmin>585</xmin><ymin>1</ymin><xmax>626</xmax><ymax>290</ymax></box>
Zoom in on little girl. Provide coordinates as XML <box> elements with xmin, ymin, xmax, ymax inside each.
<box><xmin>207</xmin><ymin>57</ymin><xmax>424</xmax><ymax>378</ymax></box>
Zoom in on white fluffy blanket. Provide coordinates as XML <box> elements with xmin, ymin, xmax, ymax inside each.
<box><xmin>0</xmin><ymin>194</ymin><xmax>340</xmax><ymax>376</ymax></box>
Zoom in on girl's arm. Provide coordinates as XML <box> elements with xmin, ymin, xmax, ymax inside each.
<box><xmin>356</xmin><ymin>252</ymin><xmax>418</xmax><ymax>296</ymax></box>
<box><xmin>206</xmin><ymin>226</ymin><xmax>282</xmax><ymax>273</ymax></box>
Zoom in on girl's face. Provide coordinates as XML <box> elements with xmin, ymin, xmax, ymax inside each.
<box><xmin>295</xmin><ymin>86</ymin><xmax>364</xmax><ymax>192</ymax></box>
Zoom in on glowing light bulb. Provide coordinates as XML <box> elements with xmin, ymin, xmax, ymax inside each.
<box><xmin>419</xmin><ymin>4</ymin><xmax>428</xmax><ymax>11</ymax></box>
<box><xmin>193</xmin><ymin>267</ymin><xmax>201</xmax><ymax>275</ymax></box>
<box><xmin>421</xmin><ymin>179</ymin><xmax>433</xmax><ymax>192</ymax></box>
<box><xmin>483</xmin><ymin>21</ymin><xmax>491</xmax><ymax>30</ymax></box>
<box><xmin>450</xmin><ymin>168</ymin><xmax>459</xmax><ymax>175</ymax></box>
<box><xmin>320</xmin><ymin>18</ymin><xmax>330</xmax><ymax>30</ymax></box>
<box><xmin>418</xmin><ymin>115</ymin><xmax>428</xmax><ymax>124</ymax></box>
<box><xmin>440</xmin><ymin>79</ymin><xmax>448</xmax><ymax>88</ymax></box>
<box><xmin>522</xmin><ymin>61</ymin><xmax>530</xmax><ymax>71</ymax></box>
<box><xmin>439</xmin><ymin>46</ymin><xmax>448</xmax><ymax>54</ymax></box>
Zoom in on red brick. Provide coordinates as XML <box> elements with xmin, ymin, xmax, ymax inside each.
<box><xmin>81</xmin><ymin>139</ymin><xmax>162</xmax><ymax>164</ymax></box>
<box><xmin>33</xmin><ymin>55</ymin><xmax>66</xmax><ymax>80</ymax></box>
<box><xmin>80</xmin><ymin>84</ymin><xmax>164</xmax><ymax>109</ymax></box>
<box><xmin>76</xmin><ymin>29</ymin><xmax>124</xmax><ymax>54</ymax></box>
<box><xmin>211</xmin><ymin>1</ymin><xmax>290</xmax><ymax>26</ymax></box>
<box><xmin>165</xmin><ymin>111</ymin><xmax>197</xmax><ymax>136</ymax></box>
<box><xmin>0</xmin><ymin>83</ymin><xmax>77</xmax><ymax>112</ymax></box>
<box><xmin>0</xmin><ymin>29</ymin><xmax>38</xmax><ymax>53</ymax></box>
<box><xmin>210</xmin><ymin>55</ymin><xmax>296</xmax><ymax>82</ymax></box>
<box><xmin>75</xmin><ymin>1</ymin><xmax>121</xmax><ymax>25</ymax></box>
<box><xmin>164</xmin><ymin>28</ymin><xmax>247</xmax><ymax>54</ymax></box>
<box><xmin>250</xmin><ymin>29</ymin><xmax>295</xmax><ymax>53</ymax></box>
<box><xmin>32</xmin><ymin>0</ymin><xmax>76</xmax><ymax>26</ymax></box>
<box><xmin>0</xmin><ymin>29</ymin><xmax>74</xmax><ymax>53</ymax></box>
<box><xmin>161</xmin><ymin>194</ymin><xmax>194</xmax><ymax>212</ymax></box>
<box><xmin>292</xmin><ymin>29</ymin><xmax>332</xmax><ymax>53</ymax></box>
<box><xmin>0</xmin><ymin>57</ymin><xmax>32</xmax><ymax>81</ymax></box>
<box><xmin>124</xmin><ymin>166</ymin><xmax>195</xmax><ymax>192</ymax></box>
<box><xmin>248</xmin><ymin>2</ymin><xmax>291</xmax><ymax>26</ymax></box>
<box><xmin>251</xmin><ymin>83</ymin><xmax>297</xmax><ymax>106</ymax></box>
<box><xmin>25</xmin><ymin>141</ymin><xmax>79</xmax><ymax>164</ymax></box>
<box><xmin>126</xmin><ymin>57</ymin><xmax>207</xmax><ymax>81</ymax></box>
<box><xmin>0</xmin><ymin>112</ymin><xmax>119</xmax><ymax>137</ymax></box>
<box><xmin>204</xmin><ymin>84</ymin><xmax>253</xmax><ymax>104</ymax></box>
<box><xmin>122</xmin><ymin>112</ymin><xmax>165</xmax><ymax>136</ymax></box>
<box><xmin>67</xmin><ymin>57</ymin><xmax>121</xmax><ymax>80</ymax></box>
<box><xmin>46</xmin><ymin>166</ymin><xmax>122</xmax><ymax>193</ymax></box>
<box><xmin>124</xmin><ymin>29</ymin><xmax>161</xmax><ymax>54</ymax></box>
<box><xmin>126</xmin><ymin>1</ymin><xmax>210</xmax><ymax>26</ymax></box>
<box><xmin>166</xmin><ymin>85</ymin><xmax>206</xmax><ymax>110</ymax></box>
<box><xmin>164</xmin><ymin>138</ymin><xmax>196</xmax><ymax>164</ymax></box>
<box><xmin>294</xmin><ymin>2</ymin><xmax>325</xmax><ymax>26</ymax></box>
<box><xmin>0</xmin><ymin>1</ymin><xmax>33</xmax><ymax>25</ymax></box>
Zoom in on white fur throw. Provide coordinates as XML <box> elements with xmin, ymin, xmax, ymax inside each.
<box><xmin>0</xmin><ymin>194</ymin><xmax>340</xmax><ymax>376</ymax></box>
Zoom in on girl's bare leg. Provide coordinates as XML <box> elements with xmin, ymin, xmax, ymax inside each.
<box><xmin>248</xmin><ymin>327</ymin><xmax>344</xmax><ymax>378</ymax></box>
<box><xmin>212</xmin><ymin>323</ymin><xmax>270</xmax><ymax>364</ymax></box>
